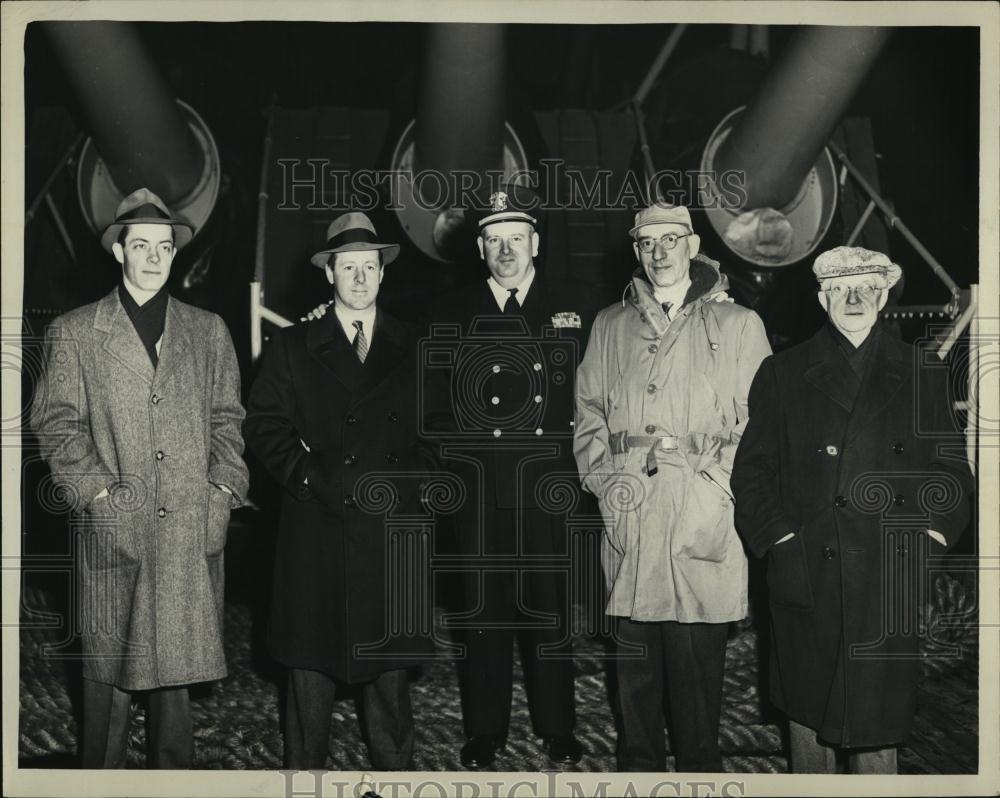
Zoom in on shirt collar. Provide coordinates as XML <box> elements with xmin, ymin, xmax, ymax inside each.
<box><xmin>652</xmin><ymin>275</ymin><xmax>692</xmax><ymax>317</ymax></box>
<box><xmin>487</xmin><ymin>266</ymin><xmax>536</xmax><ymax>311</ymax></box>
<box><xmin>333</xmin><ymin>302</ymin><xmax>377</xmax><ymax>342</ymax></box>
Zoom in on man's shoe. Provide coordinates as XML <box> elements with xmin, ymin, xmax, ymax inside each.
<box><xmin>460</xmin><ymin>735</ymin><xmax>506</xmax><ymax>769</ymax></box>
<box><xmin>543</xmin><ymin>735</ymin><xmax>583</xmax><ymax>765</ymax></box>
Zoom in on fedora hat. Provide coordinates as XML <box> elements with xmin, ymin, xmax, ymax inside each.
<box><xmin>311</xmin><ymin>212</ymin><xmax>400</xmax><ymax>269</ymax></box>
<box><xmin>100</xmin><ymin>187</ymin><xmax>194</xmax><ymax>254</ymax></box>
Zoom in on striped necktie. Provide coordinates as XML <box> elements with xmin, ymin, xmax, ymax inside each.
<box><xmin>352</xmin><ymin>319</ymin><xmax>368</xmax><ymax>363</ymax></box>
<box><xmin>661</xmin><ymin>301</ymin><xmax>673</xmax><ymax>321</ymax></box>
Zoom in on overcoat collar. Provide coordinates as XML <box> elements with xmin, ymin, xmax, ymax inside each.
<box><xmin>306</xmin><ymin>305</ymin><xmax>408</xmax><ymax>398</ymax></box>
<box><xmin>802</xmin><ymin>325</ymin><xmax>907</xmax><ymax>440</ymax></box>
<box><xmin>92</xmin><ymin>287</ymin><xmax>191</xmax><ymax>386</ymax></box>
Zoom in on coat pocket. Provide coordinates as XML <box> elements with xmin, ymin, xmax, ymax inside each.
<box><xmin>766</xmin><ymin>532</ymin><xmax>814</xmax><ymax>611</ymax></box>
<box><xmin>205</xmin><ymin>485</ymin><xmax>232</xmax><ymax>557</ymax></box>
<box><xmin>671</xmin><ymin>471</ymin><xmax>731</xmax><ymax>563</ymax></box>
<box><xmin>81</xmin><ymin>494</ymin><xmax>140</xmax><ymax>571</ymax></box>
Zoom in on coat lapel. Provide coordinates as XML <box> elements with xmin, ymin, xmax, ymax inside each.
<box><xmin>843</xmin><ymin>330</ymin><xmax>907</xmax><ymax>445</ymax></box>
<box><xmin>94</xmin><ymin>288</ymin><xmax>155</xmax><ymax>385</ymax></box>
<box><xmin>307</xmin><ymin>311</ymin><xmax>365</xmax><ymax>394</ymax></box>
<box><xmin>357</xmin><ymin>309</ymin><xmax>407</xmax><ymax>398</ymax></box>
<box><xmin>803</xmin><ymin>329</ymin><xmax>857</xmax><ymax>414</ymax></box>
<box><xmin>153</xmin><ymin>298</ymin><xmax>194</xmax><ymax>388</ymax></box>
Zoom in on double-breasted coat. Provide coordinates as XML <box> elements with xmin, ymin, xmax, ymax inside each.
<box><xmin>30</xmin><ymin>288</ymin><xmax>249</xmax><ymax>690</ymax></box>
<box><xmin>243</xmin><ymin>308</ymin><xmax>435</xmax><ymax>684</ymax></box>
<box><xmin>426</xmin><ymin>279</ymin><xmax>588</xmax><ymax>589</ymax></box>
<box><xmin>731</xmin><ymin>324</ymin><xmax>973</xmax><ymax>746</ymax></box>
<box><xmin>574</xmin><ymin>257</ymin><xmax>771</xmax><ymax>623</ymax></box>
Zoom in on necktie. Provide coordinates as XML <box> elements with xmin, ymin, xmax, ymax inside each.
<box><xmin>502</xmin><ymin>288</ymin><xmax>519</xmax><ymax>315</ymax></box>
<box><xmin>352</xmin><ymin>319</ymin><xmax>368</xmax><ymax>363</ymax></box>
<box><xmin>661</xmin><ymin>301</ymin><xmax>673</xmax><ymax>321</ymax></box>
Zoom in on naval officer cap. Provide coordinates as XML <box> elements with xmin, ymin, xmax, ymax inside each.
<box><xmin>812</xmin><ymin>246</ymin><xmax>902</xmax><ymax>288</ymax></box>
<box><xmin>474</xmin><ymin>182</ymin><xmax>540</xmax><ymax>230</ymax></box>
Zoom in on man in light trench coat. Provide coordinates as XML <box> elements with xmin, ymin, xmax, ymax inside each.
<box><xmin>30</xmin><ymin>188</ymin><xmax>250</xmax><ymax>768</ymax></box>
<box><xmin>574</xmin><ymin>203</ymin><xmax>771</xmax><ymax>772</ymax></box>
<box><xmin>731</xmin><ymin>246</ymin><xmax>973</xmax><ymax>773</ymax></box>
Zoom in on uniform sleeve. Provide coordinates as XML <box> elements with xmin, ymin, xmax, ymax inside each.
<box><xmin>29</xmin><ymin>319</ymin><xmax>117</xmax><ymax>513</ymax></box>
<box><xmin>702</xmin><ymin>310</ymin><xmax>772</xmax><ymax>496</ymax></box>
<box><xmin>731</xmin><ymin>356</ymin><xmax>799</xmax><ymax>558</ymax></box>
<box><xmin>207</xmin><ymin>316</ymin><xmax>250</xmax><ymax>506</ymax></box>
<box><xmin>243</xmin><ymin>330</ymin><xmax>312</xmax><ymax>500</ymax></box>
<box><xmin>573</xmin><ymin>312</ymin><xmax>612</xmax><ymax>497</ymax></box>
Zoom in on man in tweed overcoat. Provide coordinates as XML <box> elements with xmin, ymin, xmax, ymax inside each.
<box><xmin>30</xmin><ymin>188</ymin><xmax>249</xmax><ymax>768</ymax></box>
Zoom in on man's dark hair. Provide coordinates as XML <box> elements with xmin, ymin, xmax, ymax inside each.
<box><xmin>117</xmin><ymin>224</ymin><xmax>176</xmax><ymax>247</ymax></box>
<box><xmin>328</xmin><ymin>250</ymin><xmax>383</xmax><ymax>269</ymax></box>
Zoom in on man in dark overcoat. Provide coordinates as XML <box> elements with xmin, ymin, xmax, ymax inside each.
<box><xmin>732</xmin><ymin>246</ymin><xmax>973</xmax><ymax>773</ymax></box>
<box><xmin>30</xmin><ymin>188</ymin><xmax>250</xmax><ymax>768</ymax></box>
<box><xmin>244</xmin><ymin>212</ymin><xmax>435</xmax><ymax>770</ymax></box>
<box><xmin>425</xmin><ymin>185</ymin><xmax>586</xmax><ymax>769</ymax></box>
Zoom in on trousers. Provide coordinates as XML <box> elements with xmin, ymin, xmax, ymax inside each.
<box><xmin>614</xmin><ymin>618</ymin><xmax>729</xmax><ymax>772</ymax></box>
<box><xmin>788</xmin><ymin>719</ymin><xmax>898</xmax><ymax>774</ymax></box>
<box><xmin>81</xmin><ymin>677</ymin><xmax>192</xmax><ymax>768</ymax></box>
<box><xmin>284</xmin><ymin>667</ymin><xmax>414</xmax><ymax>770</ymax></box>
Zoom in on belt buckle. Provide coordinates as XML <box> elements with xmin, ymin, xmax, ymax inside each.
<box><xmin>659</xmin><ymin>435</ymin><xmax>678</xmax><ymax>450</ymax></box>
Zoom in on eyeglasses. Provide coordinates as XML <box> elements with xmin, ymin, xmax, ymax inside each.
<box><xmin>823</xmin><ymin>283</ymin><xmax>883</xmax><ymax>301</ymax></box>
<box><xmin>636</xmin><ymin>233</ymin><xmax>692</xmax><ymax>254</ymax></box>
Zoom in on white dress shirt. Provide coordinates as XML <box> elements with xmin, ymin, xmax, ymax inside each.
<box><xmin>333</xmin><ymin>303</ymin><xmax>377</xmax><ymax>344</ymax></box>
<box><xmin>487</xmin><ymin>266</ymin><xmax>536</xmax><ymax>311</ymax></box>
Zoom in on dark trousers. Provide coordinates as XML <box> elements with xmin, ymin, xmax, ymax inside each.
<box><xmin>458</xmin><ymin>507</ymin><xmax>575</xmax><ymax>740</ymax></box>
<box><xmin>615</xmin><ymin>618</ymin><xmax>729</xmax><ymax>772</ymax></box>
<box><xmin>82</xmin><ymin>677</ymin><xmax>192</xmax><ymax>769</ymax></box>
<box><xmin>284</xmin><ymin>667</ymin><xmax>414</xmax><ymax>770</ymax></box>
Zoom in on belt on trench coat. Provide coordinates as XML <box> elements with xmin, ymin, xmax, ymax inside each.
<box><xmin>608</xmin><ymin>431</ymin><xmax>726</xmax><ymax>477</ymax></box>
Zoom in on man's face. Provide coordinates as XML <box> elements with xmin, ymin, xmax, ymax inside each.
<box><xmin>818</xmin><ymin>273</ymin><xmax>889</xmax><ymax>336</ymax></box>
<box><xmin>633</xmin><ymin>222</ymin><xmax>700</xmax><ymax>290</ymax></box>
<box><xmin>325</xmin><ymin>250</ymin><xmax>383</xmax><ymax>311</ymax></box>
<box><xmin>477</xmin><ymin>221</ymin><xmax>539</xmax><ymax>288</ymax></box>
<box><xmin>112</xmin><ymin>223</ymin><xmax>175</xmax><ymax>292</ymax></box>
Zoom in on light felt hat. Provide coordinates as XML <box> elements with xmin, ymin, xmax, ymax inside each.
<box><xmin>100</xmin><ymin>187</ymin><xmax>193</xmax><ymax>254</ymax></box>
<box><xmin>310</xmin><ymin>212</ymin><xmax>400</xmax><ymax>268</ymax></box>
<box><xmin>812</xmin><ymin>246</ymin><xmax>902</xmax><ymax>288</ymax></box>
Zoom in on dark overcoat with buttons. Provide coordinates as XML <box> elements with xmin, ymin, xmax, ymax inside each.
<box><xmin>426</xmin><ymin>279</ymin><xmax>588</xmax><ymax>584</ymax></box>
<box><xmin>731</xmin><ymin>324</ymin><xmax>973</xmax><ymax>746</ymax></box>
<box><xmin>29</xmin><ymin>288</ymin><xmax>249</xmax><ymax>691</ymax></box>
<box><xmin>244</xmin><ymin>308</ymin><xmax>435</xmax><ymax>683</ymax></box>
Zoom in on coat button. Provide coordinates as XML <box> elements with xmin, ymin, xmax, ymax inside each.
<box><xmin>388</xmin><ymin>411</ymin><xmax>398</xmax><ymax>422</ymax></box>
<box><xmin>344</xmin><ymin>496</ymin><xmax>356</xmax><ymax>508</ymax></box>
<box><xmin>386</xmin><ymin>452</ymin><xmax>399</xmax><ymax>464</ymax></box>
<box><xmin>344</xmin><ymin>454</ymin><xmax>357</xmax><ymax>466</ymax></box>
<box><xmin>155</xmin><ymin>450</ymin><xmax>165</xmax><ymax>460</ymax></box>
<box><xmin>647</xmin><ymin>384</ymin><xmax>657</xmax><ymax>395</ymax></box>
<box><xmin>157</xmin><ymin>507</ymin><xmax>166</xmax><ymax>518</ymax></box>
<box><xmin>834</xmin><ymin>495</ymin><xmax>847</xmax><ymax>508</ymax></box>
<box><xmin>346</xmin><ymin>414</ymin><xmax>357</xmax><ymax>425</ymax></box>
<box><xmin>893</xmin><ymin>494</ymin><xmax>906</xmax><ymax>506</ymax></box>
<box><xmin>648</xmin><ymin>344</ymin><xmax>658</xmax><ymax>354</ymax></box>
<box><xmin>151</xmin><ymin>394</ymin><xmax>160</xmax><ymax>404</ymax></box>
<box><xmin>893</xmin><ymin>442</ymin><xmax>905</xmax><ymax>454</ymax></box>
<box><xmin>823</xmin><ymin>546</ymin><xmax>836</xmax><ymax>560</ymax></box>
<box><xmin>645</xmin><ymin>424</ymin><xmax>656</xmax><ymax>434</ymax></box>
